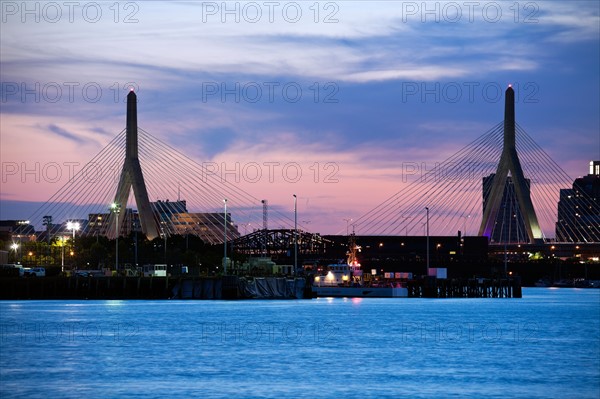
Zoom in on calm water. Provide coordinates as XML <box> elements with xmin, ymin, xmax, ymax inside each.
<box><xmin>1</xmin><ymin>288</ymin><xmax>598</xmax><ymax>399</ymax></box>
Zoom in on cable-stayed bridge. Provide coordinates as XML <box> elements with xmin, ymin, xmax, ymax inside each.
<box><xmin>25</xmin><ymin>90</ymin><xmax>300</xmax><ymax>245</ymax></box>
<box><xmin>350</xmin><ymin>86</ymin><xmax>599</xmax><ymax>244</ymax></box>
<box><xmin>349</xmin><ymin>125</ymin><xmax>600</xmax><ymax>243</ymax></box>
<box><xmin>22</xmin><ymin>87</ymin><xmax>600</xmax><ymax>245</ymax></box>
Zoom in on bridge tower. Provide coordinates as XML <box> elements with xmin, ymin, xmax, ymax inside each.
<box><xmin>478</xmin><ymin>85</ymin><xmax>542</xmax><ymax>243</ymax></box>
<box><xmin>109</xmin><ymin>90</ymin><xmax>160</xmax><ymax>240</ymax></box>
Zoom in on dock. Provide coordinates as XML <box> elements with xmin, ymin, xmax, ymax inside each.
<box><xmin>0</xmin><ymin>275</ymin><xmax>309</xmax><ymax>300</ymax></box>
<box><xmin>0</xmin><ymin>276</ymin><xmax>521</xmax><ymax>300</ymax></box>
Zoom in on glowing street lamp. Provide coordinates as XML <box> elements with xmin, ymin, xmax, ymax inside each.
<box><xmin>111</xmin><ymin>203</ymin><xmax>121</xmax><ymax>270</ymax></box>
<box><xmin>10</xmin><ymin>243</ymin><xmax>19</xmax><ymax>263</ymax></box>
<box><xmin>59</xmin><ymin>236</ymin><xmax>67</xmax><ymax>272</ymax></box>
<box><xmin>67</xmin><ymin>221</ymin><xmax>80</xmax><ymax>240</ymax></box>
<box><xmin>66</xmin><ymin>222</ymin><xmax>80</xmax><ymax>270</ymax></box>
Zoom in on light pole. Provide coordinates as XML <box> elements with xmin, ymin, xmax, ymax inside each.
<box><xmin>16</xmin><ymin>220</ymin><xmax>29</xmax><ymax>264</ymax></box>
<box><xmin>134</xmin><ymin>217</ymin><xmax>139</xmax><ymax>267</ymax></box>
<box><xmin>425</xmin><ymin>207</ymin><xmax>430</xmax><ymax>275</ymax></box>
<box><xmin>10</xmin><ymin>243</ymin><xmax>19</xmax><ymax>263</ymax></box>
<box><xmin>293</xmin><ymin>194</ymin><xmax>297</xmax><ymax>277</ymax></box>
<box><xmin>60</xmin><ymin>236</ymin><xmax>67</xmax><ymax>272</ymax></box>
<box><xmin>111</xmin><ymin>203</ymin><xmax>121</xmax><ymax>271</ymax></box>
<box><xmin>42</xmin><ymin>216</ymin><xmax>52</xmax><ymax>266</ymax></box>
<box><xmin>261</xmin><ymin>199</ymin><xmax>268</xmax><ymax>257</ymax></box>
<box><xmin>67</xmin><ymin>221</ymin><xmax>80</xmax><ymax>241</ymax></box>
<box><xmin>17</xmin><ymin>235</ymin><xmax>22</xmax><ymax>263</ymax></box>
<box><xmin>223</xmin><ymin>199</ymin><xmax>227</xmax><ymax>274</ymax></box>
<box><xmin>162</xmin><ymin>228</ymin><xmax>167</xmax><ymax>263</ymax></box>
<box><xmin>67</xmin><ymin>222</ymin><xmax>80</xmax><ymax>268</ymax></box>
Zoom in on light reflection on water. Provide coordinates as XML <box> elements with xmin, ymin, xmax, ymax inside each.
<box><xmin>1</xmin><ymin>288</ymin><xmax>598</xmax><ymax>399</ymax></box>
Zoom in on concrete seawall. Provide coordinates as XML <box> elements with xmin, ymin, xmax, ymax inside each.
<box><xmin>0</xmin><ymin>276</ymin><xmax>308</xmax><ymax>300</ymax></box>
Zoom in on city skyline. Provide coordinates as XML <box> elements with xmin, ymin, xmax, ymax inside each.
<box><xmin>1</xmin><ymin>1</ymin><xmax>599</xmax><ymax>235</ymax></box>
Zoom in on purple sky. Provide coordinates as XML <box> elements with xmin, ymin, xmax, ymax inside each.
<box><xmin>1</xmin><ymin>1</ymin><xmax>599</xmax><ymax>236</ymax></box>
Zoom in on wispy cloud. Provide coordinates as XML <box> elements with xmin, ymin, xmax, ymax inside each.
<box><xmin>44</xmin><ymin>123</ymin><xmax>88</xmax><ymax>145</ymax></box>
<box><xmin>2</xmin><ymin>2</ymin><xmax>597</xmax><ymax>86</ymax></box>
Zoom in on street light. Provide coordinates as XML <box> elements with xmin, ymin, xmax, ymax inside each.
<box><xmin>293</xmin><ymin>194</ymin><xmax>297</xmax><ymax>277</ymax></box>
<box><xmin>425</xmin><ymin>207</ymin><xmax>430</xmax><ymax>275</ymax></box>
<box><xmin>133</xmin><ymin>217</ymin><xmax>140</xmax><ymax>267</ymax></box>
<box><xmin>110</xmin><ymin>203</ymin><xmax>121</xmax><ymax>270</ymax></box>
<box><xmin>162</xmin><ymin>227</ymin><xmax>167</xmax><ymax>263</ymax></box>
<box><xmin>59</xmin><ymin>236</ymin><xmax>67</xmax><ymax>272</ymax></box>
<box><xmin>223</xmin><ymin>199</ymin><xmax>227</xmax><ymax>275</ymax></box>
<box><xmin>42</xmin><ymin>215</ymin><xmax>52</xmax><ymax>267</ymax></box>
<box><xmin>10</xmin><ymin>243</ymin><xmax>19</xmax><ymax>263</ymax></box>
<box><xmin>67</xmin><ymin>221</ymin><xmax>80</xmax><ymax>240</ymax></box>
<box><xmin>67</xmin><ymin>221</ymin><xmax>80</xmax><ymax>269</ymax></box>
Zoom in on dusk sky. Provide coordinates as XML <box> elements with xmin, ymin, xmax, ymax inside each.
<box><xmin>1</xmin><ymin>1</ymin><xmax>599</xmax><ymax>235</ymax></box>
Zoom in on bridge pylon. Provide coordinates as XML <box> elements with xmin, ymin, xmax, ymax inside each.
<box><xmin>108</xmin><ymin>90</ymin><xmax>160</xmax><ymax>240</ymax></box>
<box><xmin>478</xmin><ymin>85</ymin><xmax>543</xmax><ymax>244</ymax></box>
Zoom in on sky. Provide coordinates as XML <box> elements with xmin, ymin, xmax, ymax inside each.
<box><xmin>1</xmin><ymin>0</ymin><xmax>599</xmax><ymax>235</ymax></box>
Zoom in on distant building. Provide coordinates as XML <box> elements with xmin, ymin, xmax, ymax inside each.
<box><xmin>151</xmin><ymin>200</ymin><xmax>187</xmax><ymax>221</ymax></box>
<box><xmin>151</xmin><ymin>200</ymin><xmax>186</xmax><ymax>232</ymax></box>
<box><xmin>482</xmin><ymin>174</ymin><xmax>531</xmax><ymax>243</ymax></box>
<box><xmin>150</xmin><ymin>200</ymin><xmax>239</xmax><ymax>241</ymax></box>
<box><xmin>85</xmin><ymin>199</ymin><xmax>239</xmax><ymax>243</ymax></box>
<box><xmin>0</xmin><ymin>220</ymin><xmax>36</xmax><ymax>242</ymax></box>
<box><xmin>87</xmin><ymin>209</ymin><xmax>140</xmax><ymax>237</ymax></box>
<box><xmin>556</xmin><ymin>161</ymin><xmax>600</xmax><ymax>242</ymax></box>
<box><xmin>170</xmin><ymin>212</ymin><xmax>239</xmax><ymax>242</ymax></box>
